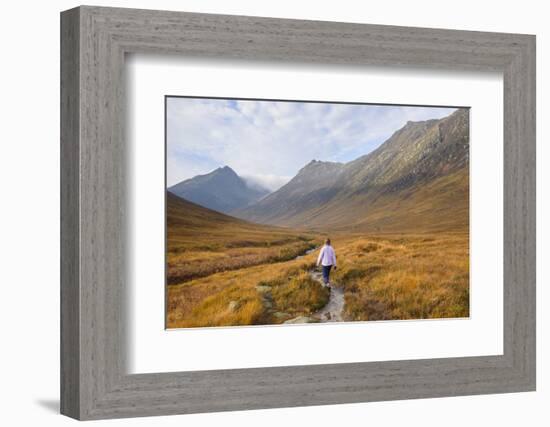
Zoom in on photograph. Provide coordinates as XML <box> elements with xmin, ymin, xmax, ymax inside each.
<box><xmin>53</xmin><ymin>3</ymin><xmax>537</xmax><ymax>421</ymax></box>
<box><xmin>165</xmin><ymin>97</ymin><xmax>470</xmax><ymax>329</ymax></box>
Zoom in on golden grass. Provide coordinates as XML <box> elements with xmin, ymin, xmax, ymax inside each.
<box><xmin>167</xmin><ymin>232</ymin><xmax>469</xmax><ymax>328</ymax></box>
<box><xmin>167</xmin><ymin>240</ymin><xmax>317</xmax><ymax>284</ymax></box>
<box><xmin>333</xmin><ymin>233</ymin><xmax>469</xmax><ymax>321</ymax></box>
<box><xmin>264</xmin><ymin>271</ymin><xmax>330</xmax><ymax>317</ymax></box>
<box><xmin>167</xmin><ymin>260</ymin><xmax>328</xmax><ymax>328</ymax></box>
<box><xmin>165</xmin><ymin>192</ymin><xmax>469</xmax><ymax>328</ymax></box>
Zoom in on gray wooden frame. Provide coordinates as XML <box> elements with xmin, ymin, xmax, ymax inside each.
<box><xmin>60</xmin><ymin>5</ymin><xmax>536</xmax><ymax>421</ymax></box>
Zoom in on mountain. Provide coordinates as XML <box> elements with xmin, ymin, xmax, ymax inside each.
<box><xmin>168</xmin><ymin>166</ymin><xmax>270</xmax><ymax>214</ymax></box>
<box><xmin>234</xmin><ymin>160</ymin><xmax>345</xmax><ymax>224</ymax></box>
<box><xmin>235</xmin><ymin>109</ymin><xmax>469</xmax><ymax>232</ymax></box>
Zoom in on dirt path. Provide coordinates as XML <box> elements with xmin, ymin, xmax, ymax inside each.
<box><xmin>309</xmin><ymin>270</ymin><xmax>345</xmax><ymax>322</ymax></box>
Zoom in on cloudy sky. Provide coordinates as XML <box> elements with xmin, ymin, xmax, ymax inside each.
<box><xmin>166</xmin><ymin>97</ymin><xmax>457</xmax><ymax>191</ymax></box>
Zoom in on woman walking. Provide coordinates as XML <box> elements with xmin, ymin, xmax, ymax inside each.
<box><xmin>316</xmin><ymin>238</ymin><xmax>337</xmax><ymax>288</ymax></box>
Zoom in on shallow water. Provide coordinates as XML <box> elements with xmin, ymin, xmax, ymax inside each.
<box><xmin>290</xmin><ymin>246</ymin><xmax>345</xmax><ymax>323</ymax></box>
<box><xmin>309</xmin><ymin>270</ymin><xmax>345</xmax><ymax>322</ymax></box>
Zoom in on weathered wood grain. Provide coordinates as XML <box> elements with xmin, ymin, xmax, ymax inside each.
<box><xmin>60</xmin><ymin>5</ymin><xmax>536</xmax><ymax>420</ymax></box>
<box><xmin>60</xmin><ymin>6</ymin><xmax>80</xmax><ymax>420</ymax></box>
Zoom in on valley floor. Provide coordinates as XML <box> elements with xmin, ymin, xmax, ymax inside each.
<box><xmin>166</xmin><ymin>230</ymin><xmax>469</xmax><ymax>329</ymax></box>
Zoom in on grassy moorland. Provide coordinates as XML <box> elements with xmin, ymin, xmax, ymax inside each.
<box><xmin>167</xmin><ymin>259</ymin><xmax>330</xmax><ymax>328</ymax></box>
<box><xmin>166</xmin><ymin>193</ymin><xmax>469</xmax><ymax>328</ymax></box>
<box><xmin>167</xmin><ymin>230</ymin><xmax>468</xmax><ymax>328</ymax></box>
<box><xmin>167</xmin><ymin>193</ymin><xmax>319</xmax><ymax>284</ymax></box>
<box><xmin>331</xmin><ymin>233</ymin><xmax>469</xmax><ymax>321</ymax></box>
<box><xmin>166</xmin><ymin>193</ymin><xmax>330</xmax><ymax>327</ymax></box>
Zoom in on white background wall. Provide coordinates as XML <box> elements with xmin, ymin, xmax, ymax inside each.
<box><xmin>0</xmin><ymin>0</ymin><xmax>546</xmax><ymax>425</ymax></box>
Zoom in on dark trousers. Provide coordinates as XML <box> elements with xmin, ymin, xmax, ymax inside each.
<box><xmin>322</xmin><ymin>265</ymin><xmax>332</xmax><ymax>284</ymax></box>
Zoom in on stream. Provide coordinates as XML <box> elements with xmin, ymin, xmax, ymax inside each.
<box><xmin>309</xmin><ymin>269</ymin><xmax>345</xmax><ymax>322</ymax></box>
<box><xmin>284</xmin><ymin>246</ymin><xmax>345</xmax><ymax>323</ymax></box>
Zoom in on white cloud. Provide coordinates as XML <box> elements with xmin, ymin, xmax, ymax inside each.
<box><xmin>166</xmin><ymin>97</ymin><xmax>458</xmax><ymax>186</ymax></box>
<box><xmin>241</xmin><ymin>174</ymin><xmax>293</xmax><ymax>192</ymax></box>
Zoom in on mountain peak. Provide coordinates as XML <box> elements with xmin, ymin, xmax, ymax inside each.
<box><xmin>403</xmin><ymin>118</ymin><xmax>436</xmax><ymax>129</ymax></box>
<box><xmin>168</xmin><ymin>166</ymin><xmax>269</xmax><ymax>214</ymax></box>
<box><xmin>303</xmin><ymin>159</ymin><xmax>319</xmax><ymax>168</ymax></box>
<box><xmin>301</xmin><ymin>159</ymin><xmax>342</xmax><ymax>170</ymax></box>
<box><xmin>215</xmin><ymin>165</ymin><xmax>237</xmax><ymax>174</ymax></box>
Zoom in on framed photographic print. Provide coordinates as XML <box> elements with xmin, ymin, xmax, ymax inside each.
<box><xmin>61</xmin><ymin>5</ymin><xmax>536</xmax><ymax>420</ymax></box>
<box><xmin>165</xmin><ymin>97</ymin><xmax>470</xmax><ymax>329</ymax></box>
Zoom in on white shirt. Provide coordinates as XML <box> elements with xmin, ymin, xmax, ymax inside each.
<box><xmin>316</xmin><ymin>244</ymin><xmax>337</xmax><ymax>267</ymax></box>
